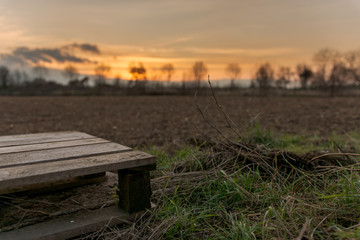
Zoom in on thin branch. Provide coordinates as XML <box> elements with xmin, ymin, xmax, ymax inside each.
<box><xmin>207</xmin><ymin>75</ymin><xmax>243</xmax><ymax>140</ymax></box>
<box><xmin>310</xmin><ymin>153</ymin><xmax>360</xmax><ymax>162</ymax></box>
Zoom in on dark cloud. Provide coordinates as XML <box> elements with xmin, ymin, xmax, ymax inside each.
<box><xmin>69</xmin><ymin>43</ymin><xmax>100</xmax><ymax>54</ymax></box>
<box><xmin>13</xmin><ymin>47</ymin><xmax>90</xmax><ymax>64</ymax></box>
<box><xmin>0</xmin><ymin>42</ymin><xmax>100</xmax><ymax>66</ymax></box>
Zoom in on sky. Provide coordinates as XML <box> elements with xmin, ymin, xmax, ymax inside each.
<box><xmin>0</xmin><ymin>0</ymin><xmax>360</xmax><ymax>83</ymax></box>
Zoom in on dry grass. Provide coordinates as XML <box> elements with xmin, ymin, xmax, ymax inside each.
<box><xmin>79</xmin><ymin>80</ymin><xmax>360</xmax><ymax>239</ymax></box>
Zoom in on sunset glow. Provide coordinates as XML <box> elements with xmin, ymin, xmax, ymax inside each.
<box><xmin>1</xmin><ymin>0</ymin><xmax>360</xmax><ymax>82</ymax></box>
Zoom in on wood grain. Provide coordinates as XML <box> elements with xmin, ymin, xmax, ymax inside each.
<box><xmin>0</xmin><ymin>150</ymin><xmax>156</xmax><ymax>193</ymax></box>
<box><xmin>0</xmin><ymin>205</ymin><xmax>154</xmax><ymax>240</ymax></box>
<box><xmin>0</xmin><ymin>131</ymin><xmax>94</xmax><ymax>148</ymax></box>
<box><xmin>0</xmin><ymin>138</ymin><xmax>109</xmax><ymax>154</ymax></box>
<box><xmin>0</xmin><ymin>142</ymin><xmax>131</xmax><ymax>168</ymax></box>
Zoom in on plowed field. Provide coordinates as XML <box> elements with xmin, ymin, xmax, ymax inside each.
<box><xmin>1</xmin><ymin>96</ymin><xmax>359</xmax><ymax>148</ymax></box>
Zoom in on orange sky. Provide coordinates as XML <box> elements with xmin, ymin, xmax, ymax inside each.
<box><xmin>0</xmin><ymin>0</ymin><xmax>360</xmax><ymax>82</ymax></box>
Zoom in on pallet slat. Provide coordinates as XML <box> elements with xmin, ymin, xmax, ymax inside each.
<box><xmin>0</xmin><ymin>138</ymin><xmax>110</xmax><ymax>155</ymax></box>
<box><xmin>0</xmin><ymin>131</ymin><xmax>91</xmax><ymax>142</ymax></box>
<box><xmin>0</xmin><ymin>205</ymin><xmax>153</xmax><ymax>240</ymax></box>
<box><xmin>0</xmin><ymin>142</ymin><xmax>131</xmax><ymax>168</ymax></box>
<box><xmin>0</xmin><ymin>150</ymin><xmax>156</xmax><ymax>193</ymax></box>
<box><xmin>0</xmin><ymin>132</ymin><xmax>95</xmax><ymax>148</ymax></box>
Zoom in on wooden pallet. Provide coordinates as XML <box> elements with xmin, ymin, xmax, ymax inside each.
<box><xmin>0</xmin><ymin>131</ymin><xmax>156</xmax><ymax>239</ymax></box>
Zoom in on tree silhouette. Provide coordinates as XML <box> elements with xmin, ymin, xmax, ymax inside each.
<box><xmin>225</xmin><ymin>63</ymin><xmax>241</xmax><ymax>88</ymax></box>
<box><xmin>113</xmin><ymin>75</ymin><xmax>121</xmax><ymax>88</ymax></box>
<box><xmin>276</xmin><ymin>66</ymin><xmax>292</xmax><ymax>89</ymax></box>
<box><xmin>255</xmin><ymin>63</ymin><xmax>274</xmax><ymax>89</ymax></box>
<box><xmin>129</xmin><ymin>62</ymin><xmax>147</xmax><ymax>81</ymax></box>
<box><xmin>94</xmin><ymin>63</ymin><xmax>111</xmax><ymax>86</ymax></box>
<box><xmin>313</xmin><ymin>48</ymin><xmax>343</xmax><ymax>96</ymax></box>
<box><xmin>328</xmin><ymin>62</ymin><xmax>349</xmax><ymax>96</ymax></box>
<box><xmin>312</xmin><ymin>48</ymin><xmax>340</xmax><ymax>85</ymax></box>
<box><xmin>32</xmin><ymin>64</ymin><xmax>48</xmax><ymax>80</ymax></box>
<box><xmin>161</xmin><ymin>63</ymin><xmax>175</xmax><ymax>82</ymax></box>
<box><xmin>343</xmin><ymin>50</ymin><xmax>360</xmax><ymax>85</ymax></box>
<box><xmin>63</xmin><ymin>64</ymin><xmax>79</xmax><ymax>82</ymax></box>
<box><xmin>192</xmin><ymin>61</ymin><xmax>207</xmax><ymax>88</ymax></box>
<box><xmin>296</xmin><ymin>64</ymin><xmax>313</xmax><ymax>89</ymax></box>
<box><xmin>11</xmin><ymin>69</ymin><xmax>23</xmax><ymax>86</ymax></box>
<box><xmin>0</xmin><ymin>66</ymin><xmax>10</xmax><ymax>88</ymax></box>
<box><xmin>128</xmin><ymin>62</ymin><xmax>148</xmax><ymax>90</ymax></box>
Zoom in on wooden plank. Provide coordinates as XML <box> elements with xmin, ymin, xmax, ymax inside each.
<box><xmin>0</xmin><ymin>173</ymin><xmax>106</xmax><ymax>195</ymax></box>
<box><xmin>0</xmin><ymin>131</ymin><xmax>90</xmax><ymax>142</ymax></box>
<box><xmin>0</xmin><ymin>138</ymin><xmax>109</xmax><ymax>155</ymax></box>
<box><xmin>0</xmin><ymin>151</ymin><xmax>156</xmax><ymax>194</ymax></box>
<box><xmin>0</xmin><ymin>132</ymin><xmax>95</xmax><ymax>148</ymax></box>
<box><xmin>0</xmin><ymin>205</ymin><xmax>154</xmax><ymax>240</ymax></box>
<box><xmin>0</xmin><ymin>142</ymin><xmax>131</xmax><ymax>168</ymax></box>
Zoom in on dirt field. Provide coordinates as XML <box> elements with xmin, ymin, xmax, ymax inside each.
<box><xmin>1</xmin><ymin>95</ymin><xmax>359</xmax><ymax>148</ymax></box>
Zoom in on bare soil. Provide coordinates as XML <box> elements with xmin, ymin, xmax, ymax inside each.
<box><xmin>1</xmin><ymin>95</ymin><xmax>359</xmax><ymax>148</ymax></box>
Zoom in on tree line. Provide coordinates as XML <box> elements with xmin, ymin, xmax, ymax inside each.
<box><xmin>1</xmin><ymin>47</ymin><xmax>360</xmax><ymax>96</ymax></box>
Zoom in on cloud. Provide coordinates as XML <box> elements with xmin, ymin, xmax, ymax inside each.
<box><xmin>13</xmin><ymin>47</ymin><xmax>89</xmax><ymax>64</ymax></box>
<box><xmin>0</xmin><ymin>42</ymin><xmax>101</xmax><ymax>66</ymax></box>
<box><xmin>68</xmin><ymin>43</ymin><xmax>100</xmax><ymax>54</ymax></box>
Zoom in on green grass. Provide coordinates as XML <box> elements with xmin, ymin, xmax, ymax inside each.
<box><xmin>244</xmin><ymin>122</ymin><xmax>360</xmax><ymax>154</ymax></box>
<box><xmin>123</xmin><ymin>128</ymin><xmax>360</xmax><ymax>239</ymax></box>
<box><xmin>143</xmin><ymin>142</ymin><xmax>208</xmax><ymax>172</ymax></box>
<box><xmin>145</xmin><ymin>165</ymin><xmax>360</xmax><ymax>239</ymax></box>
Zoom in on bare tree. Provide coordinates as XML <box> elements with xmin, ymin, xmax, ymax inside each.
<box><xmin>276</xmin><ymin>66</ymin><xmax>292</xmax><ymax>89</ymax></box>
<box><xmin>0</xmin><ymin>65</ymin><xmax>10</xmax><ymax>88</ymax></box>
<box><xmin>296</xmin><ymin>64</ymin><xmax>313</xmax><ymax>89</ymax></box>
<box><xmin>328</xmin><ymin>62</ymin><xmax>349</xmax><ymax>96</ymax></box>
<box><xmin>63</xmin><ymin>64</ymin><xmax>79</xmax><ymax>82</ymax></box>
<box><xmin>113</xmin><ymin>75</ymin><xmax>122</xmax><ymax>88</ymax></box>
<box><xmin>255</xmin><ymin>63</ymin><xmax>274</xmax><ymax>90</ymax></box>
<box><xmin>312</xmin><ymin>48</ymin><xmax>339</xmax><ymax>83</ymax></box>
<box><xmin>94</xmin><ymin>63</ymin><xmax>111</xmax><ymax>86</ymax></box>
<box><xmin>161</xmin><ymin>63</ymin><xmax>175</xmax><ymax>82</ymax></box>
<box><xmin>344</xmin><ymin>50</ymin><xmax>360</xmax><ymax>69</ymax></box>
<box><xmin>32</xmin><ymin>64</ymin><xmax>48</xmax><ymax>80</ymax></box>
<box><xmin>312</xmin><ymin>48</ymin><xmax>343</xmax><ymax>95</ymax></box>
<box><xmin>343</xmin><ymin>50</ymin><xmax>360</xmax><ymax>85</ymax></box>
<box><xmin>129</xmin><ymin>62</ymin><xmax>147</xmax><ymax>81</ymax></box>
<box><xmin>21</xmin><ymin>70</ymin><xmax>30</xmax><ymax>83</ymax></box>
<box><xmin>129</xmin><ymin>62</ymin><xmax>147</xmax><ymax>89</ymax></box>
<box><xmin>225</xmin><ymin>63</ymin><xmax>241</xmax><ymax>88</ymax></box>
<box><xmin>11</xmin><ymin>69</ymin><xmax>23</xmax><ymax>86</ymax></box>
<box><xmin>192</xmin><ymin>61</ymin><xmax>207</xmax><ymax>88</ymax></box>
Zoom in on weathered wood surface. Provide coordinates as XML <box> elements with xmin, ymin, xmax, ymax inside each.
<box><xmin>0</xmin><ymin>205</ymin><xmax>154</xmax><ymax>240</ymax></box>
<box><xmin>0</xmin><ymin>131</ymin><xmax>94</xmax><ymax>148</ymax></box>
<box><xmin>0</xmin><ymin>142</ymin><xmax>132</xmax><ymax>168</ymax></box>
<box><xmin>0</xmin><ymin>131</ymin><xmax>90</xmax><ymax>142</ymax></box>
<box><xmin>0</xmin><ymin>151</ymin><xmax>156</xmax><ymax>194</ymax></box>
<box><xmin>0</xmin><ymin>174</ymin><xmax>107</xmax><ymax>195</ymax></box>
<box><xmin>0</xmin><ymin>138</ymin><xmax>109</xmax><ymax>155</ymax></box>
<box><xmin>0</xmin><ymin>131</ymin><xmax>156</xmax><ymax>194</ymax></box>
<box><xmin>0</xmin><ymin>131</ymin><xmax>156</xmax><ymax>238</ymax></box>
